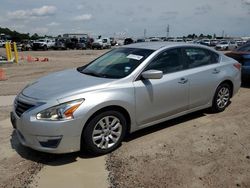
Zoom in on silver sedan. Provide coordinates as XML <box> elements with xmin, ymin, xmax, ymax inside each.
<box><xmin>11</xmin><ymin>42</ymin><xmax>241</xmax><ymax>154</ymax></box>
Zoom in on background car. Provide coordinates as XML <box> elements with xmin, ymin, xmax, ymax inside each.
<box><xmin>225</xmin><ymin>43</ymin><xmax>250</xmax><ymax>82</ymax></box>
<box><xmin>76</xmin><ymin>39</ymin><xmax>87</xmax><ymax>50</ymax></box>
<box><xmin>65</xmin><ymin>38</ymin><xmax>78</xmax><ymax>49</ymax></box>
<box><xmin>92</xmin><ymin>38</ymin><xmax>111</xmax><ymax>49</ymax></box>
<box><xmin>102</xmin><ymin>38</ymin><xmax>111</xmax><ymax>49</ymax></box>
<box><xmin>0</xmin><ymin>40</ymin><xmax>5</xmax><ymax>47</ymax></box>
<box><xmin>110</xmin><ymin>37</ymin><xmax>117</xmax><ymax>46</ymax></box>
<box><xmin>137</xmin><ymin>38</ymin><xmax>145</xmax><ymax>43</ymax></box>
<box><xmin>19</xmin><ymin>40</ymin><xmax>32</xmax><ymax>51</ymax></box>
<box><xmin>32</xmin><ymin>38</ymin><xmax>55</xmax><ymax>50</ymax></box>
<box><xmin>124</xmin><ymin>38</ymin><xmax>134</xmax><ymax>45</ymax></box>
<box><xmin>200</xmin><ymin>39</ymin><xmax>211</xmax><ymax>46</ymax></box>
<box><xmin>210</xmin><ymin>39</ymin><xmax>220</xmax><ymax>47</ymax></box>
<box><xmin>215</xmin><ymin>40</ymin><xmax>237</xmax><ymax>50</ymax></box>
<box><xmin>53</xmin><ymin>38</ymin><xmax>67</xmax><ymax>50</ymax></box>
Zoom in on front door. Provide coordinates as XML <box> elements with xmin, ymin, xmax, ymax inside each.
<box><xmin>134</xmin><ymin>48</ymin><xmax>189</xmax><ymax>127</ymax></box>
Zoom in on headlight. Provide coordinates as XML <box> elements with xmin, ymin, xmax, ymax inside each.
<box><xmin>37</xmin><ymin>99</ymin><xmax>84</xmax><ymax>121</ymax></box>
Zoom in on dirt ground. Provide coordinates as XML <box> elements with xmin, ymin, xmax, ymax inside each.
<box><xmin>0</xmin><ymin>48</ymin><xmax>108</xmax><ymax>188</ymax></box>
<box><xmin>0</xmin><ymin>48</ymin><xmax>108</xmax><ymax>96</ymax></box>
<box><xmin>0</xmin><ymin>48</ymin><xmax>250</xmax><ymax>187</ymax></box>
<box><xmin>107</xmin><ymin>84</ymin><xmax>250</xmax><ymax>188</ymax></box>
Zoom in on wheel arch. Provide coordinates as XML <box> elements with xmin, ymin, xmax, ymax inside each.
<box><xmin>218</xmin><ymin>80</ymin><xmax>234</xmax><ymax>98</ymax></box>
<box><xmin>80</xmin><ymin>105</ymin><xmax>131</xmax><ymax>146</ymax></box>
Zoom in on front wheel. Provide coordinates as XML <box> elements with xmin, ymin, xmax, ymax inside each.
<box><xmin>82</xmin><ymin>111</ymin><xmax>127</xmax><ymax>155</ymax></box>
<box><xmin>211</xmin><ymin>83</ymin><xmax>231</xmax><ymax>112</ymax></box>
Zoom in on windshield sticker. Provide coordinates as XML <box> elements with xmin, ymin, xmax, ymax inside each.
<box><xmin>124</xmin><ymin>66</ymin><xmax>131</xmax><ymax>73</ymax></box>
<box><xmin>126</xmin><ymin>54</ymin><xmax>143</xmax><ymax>61</ymax></box>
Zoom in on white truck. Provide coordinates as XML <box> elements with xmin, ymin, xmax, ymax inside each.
<box><xmin>32</xmin><ymin>38</ymin><xmax>55</xmax><ymax>50</ymax></box>
<box><xmin>92</xmin><ymin>38</ymin><xmax>111</xmax><ymax>49</ymax></box>
<box><xmin>0</xmin><ymin>40</ymin><xmax>6</xmax><ymax>47</ymax></box>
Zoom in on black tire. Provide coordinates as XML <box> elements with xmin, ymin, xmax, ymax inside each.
<box><xmin>211</xmin><ymin>83</ymin><xmax>231</xmax><ymax>113</ymax></box>
<box><xmin>43</xmin><ymin>45</ymin><xmax>48</xmax><ymax>50</ymax></box>
<box><xmin>82</xmin><ymin>110</ymin><xmax>127</xmax><ymax>155</ymax></box>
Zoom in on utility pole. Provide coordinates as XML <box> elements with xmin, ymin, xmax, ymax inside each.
<box><xmin>166</xmin><ymin>24</ymin><xmax>170</xmax><ymax>38</ymax></box>
<box><xmin>144</xmin><ymin>29</ymin><xmax>147</xmax><ymax>39</ymax></box>
<box><xmin>222</xmin><ymin>30</ymin><xmax>225</xmax><ymax>38</ymax></box>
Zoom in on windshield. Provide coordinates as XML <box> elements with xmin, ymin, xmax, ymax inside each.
<box><xmin>219</xmin><ymin>41</ymin><xmax>228</xmax><ymax>45</ymax></box>
<box><xmin>78</xmin><ymin>48</ymin><xmax>154</xmax><ymax>79</ymax></box>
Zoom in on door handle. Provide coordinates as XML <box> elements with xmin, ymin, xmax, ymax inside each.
<box><xmin>212</xmin><ymin>68</ymin><xmax>220</xmax><ymax>74</ymax></box>
<box><xmin>178</xmin><ymin>78</ymin><xmax>188</xmax><ymax>84</ymax></box>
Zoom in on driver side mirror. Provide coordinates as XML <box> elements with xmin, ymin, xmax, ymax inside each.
<box><xmin>141</xmin><ymin>70</ymin><xmax>163</xmax><ymax>79</ymax></box>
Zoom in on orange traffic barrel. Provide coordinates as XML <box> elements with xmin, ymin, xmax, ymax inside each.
<box><xmin>0</xmin><ymin>68</ymin><xmax>7</xmax><ymax>81</ymax></box>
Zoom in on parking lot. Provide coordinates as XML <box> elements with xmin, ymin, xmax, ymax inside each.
<box><xmin>0</xmin><ymin>48</ymin><xmax>250</xmax><ymax>187</ymax></box>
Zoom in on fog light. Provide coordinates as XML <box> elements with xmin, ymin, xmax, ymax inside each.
<box><xmin>37</xmin><ymin>136</ymin><xmax>62</xmax><ymax>148</ymax></box>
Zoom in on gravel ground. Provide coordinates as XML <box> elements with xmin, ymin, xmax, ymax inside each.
<box><xmin>106</xmin><ymin>84</ymin><xmax>250</xmax><ymax>188</ymax></box>
<box><xmin>0</xmin><ymin>49</ymin><xmax>107</xmax><ymax>187</ymax></box>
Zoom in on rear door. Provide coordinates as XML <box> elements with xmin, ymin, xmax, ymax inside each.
<box><xmin>182</xmin><ymin>47</ymin><xmax>221</xmax><ymax>109</ymax></box>
<box><xmin>134</xmin><ymin>48</ymin><xmax>189</xmax><ymax>126</ymax></box>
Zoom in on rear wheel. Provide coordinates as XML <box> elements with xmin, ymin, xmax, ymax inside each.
<box><xmin>211</xmin><ymin>83</ymin><xmax>231</xmax><ymax>112</ymax></box>
<box><xmin>82</xmin><ymin>111</ymin><xmax>127</xmax><ymax>155</ymax></box>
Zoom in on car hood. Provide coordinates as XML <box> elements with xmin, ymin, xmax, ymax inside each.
<box><xmin>225</xmin><ymin>51</ymin><xmax>250</xmax><ymax>64</ymax></box>
<box><xmin>34</xmin><ymin>42</ymin><xmax>45</xmax><ymax>44</ymax></box>
<box><xmin>226</xmin><ymin>51</ymin><xmax>250</xmax><ymax>55</ymax></box>
<box><xmin>22</xmin><ymin>69</ymin><xmax>116</xmax><ymax>100</ymax></box>
<box><xmin>217</xmin><ymin>44</ymin><xmax>228</xmax><ymax>47</ymax></box>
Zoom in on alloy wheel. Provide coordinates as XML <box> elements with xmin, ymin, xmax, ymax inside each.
<box><xmin>216</xmin><ymin>87</ymin><xmax>230</xmax><ymax>109</ymax></box>
<box><xmin>92</xmin><ymin>116</ymin><xmax>122</xmax><ymax>149</ymax></box>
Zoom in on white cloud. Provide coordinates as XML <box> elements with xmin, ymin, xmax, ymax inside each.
<box><xmin>77</xmin><ymin>5</ymin><xmax>84</xmax><ymax>10</ymax></box>
<box><xmin>7</xmin><ymin>5</ymin><xmax>57</xmax><ymax>20</ymax></box>
<box><xmin>195</xmin><ymin>5</ymin><xmax>212</xmax><ymax>15</ymax></box>
<box><xmin>73</xmin><ymin>14</ymin><xmax>92</xmax><ymax>21</ymax></box>
<box><xmin>47</xmin><ymin>22</ymin><xmax>60</xmax><ymax>26</ymax></box>
<box><xmin>31</xmin><ymin>27</ymin><xmax>49</xmax><ymax>34</ymax></box>
<box><xmin>242</xmin><ymin>0</ymin><xmax>250</xmax><ymax>5</ymax></box>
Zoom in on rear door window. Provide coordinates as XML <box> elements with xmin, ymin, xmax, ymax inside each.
<box><xmin>183</xmin><ymin>48</ymin><xmax>219</xmax><ymax>69</ymax></box>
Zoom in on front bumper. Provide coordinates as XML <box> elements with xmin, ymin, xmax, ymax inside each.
<box><xmin>10</xmin><ymin>96</ymin><xmax>85</xmax><ymax>154</ymax></box>
<box><xmin>92</xmin><ymin>43</ymin><xmax>103</xmax><ymax>48</ymax></box>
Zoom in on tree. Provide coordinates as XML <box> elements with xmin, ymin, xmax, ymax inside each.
<box><xmin>30</xmin><ymin>33</ymin><xmax>40</xmax><ymax>40</ymax></box>
<box><xmin>0</xmin><ymin>27</ymin><xmax>35</xmax><ymax>41</ymax></box>
<box><xmin>199</xmin><ymin>34</ymin><xmax>204</xmax><ymax>38</ymax></box>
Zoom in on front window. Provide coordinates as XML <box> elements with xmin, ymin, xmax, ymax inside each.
<box><xmin>78</xmin><ymin>48</ymin><xmax>154</xmax><ymax>79</ymax></box>
<box><xmin>145</xmin><ymin>48</ymin><xmax>184</xmax><ymax>74</ymax></box>
<box><xmin>219</xmin><ymin>41</ymin><xmax>228</xmax><ymax>45</ymax></box>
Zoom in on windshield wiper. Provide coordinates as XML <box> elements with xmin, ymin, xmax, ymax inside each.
<box><xmin>79</xmin><ymin>70</ymin><xmax>119</xmax><ymax>79</ymax></box>
<box><xmin>82</xmin><ymin>71</ymin><xmax>103</xmax><ymax>78</ymax></box>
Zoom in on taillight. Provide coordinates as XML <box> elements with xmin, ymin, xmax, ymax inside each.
<box><xmin>233</xmin><ymin>63</ymin><xmax>241</xmax><ymax>71</ymax></box>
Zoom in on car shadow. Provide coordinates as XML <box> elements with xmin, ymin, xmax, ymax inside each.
<box><xmin>9</xmin><ymin>109</ymin><xmax>212</xmax><ymax>165</ymax></box>
<box><xmin>124</xmin><ymin>110</ymin><xmax>206</xmax><ymax>142</ymax></box>
<box><xmin>10</xmin><ymin>130</ymin><xmax>95</xmax><ymax>166</ymax></box>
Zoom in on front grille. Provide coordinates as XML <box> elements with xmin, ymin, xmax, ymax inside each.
<box><xmin>15</xmin><ymin>100</ymin><xmax>35</xmax><ymax>117</ymax></box>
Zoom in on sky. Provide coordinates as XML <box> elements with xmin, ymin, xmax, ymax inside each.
<box><xmin>0</xmin><ymin>0</ymin><xmax>250</xmax><ymax>38</ymax></box>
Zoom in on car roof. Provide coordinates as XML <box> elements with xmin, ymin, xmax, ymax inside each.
<box><xmin>121</xmin><ymin>42</ymin><xmax>208</xmax><ymax>50</ymax></box>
